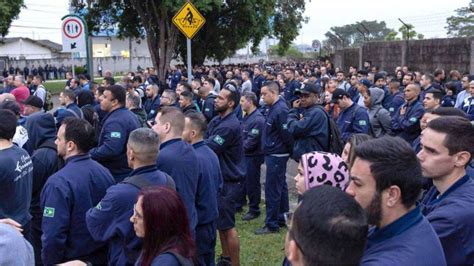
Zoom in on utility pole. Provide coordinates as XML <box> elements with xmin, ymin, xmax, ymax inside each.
<box><xmin>398</xmin><ymin>18</ymin><xmax>410</xmax><ymax>66</ymax></box>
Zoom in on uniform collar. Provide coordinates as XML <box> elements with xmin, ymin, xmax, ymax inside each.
<box><xmin>159</xmin><ymin>138</ymin><xmax>181</xmax><ymax>150</ymax></box>
<box><xmin>430</xmin><ymin>174</ymin><xmax>470</xmax><ymax>204</ymax></box>
<box><xmin>65</xmin><ymin>153</ymin><xmax>90</xmax><ymax>164</ymax></box>
<box><xmin>368</xmin><ymin>206</ymin><xmax>423</xmax><ymax>244</ymax></box>
<box><xmin>192</xmin><ymin>140</ymin><xmax>206</xmax><ymax>149</ymax></box>
<box><xmin>244</xmin><ymin>108</ymin><xmax>258</xmax><ymax>119</ymax></box>
<box><xmin>129</xmin><ymin>165</ymin><xmax>157</xmax><ymax>176</ymax></box>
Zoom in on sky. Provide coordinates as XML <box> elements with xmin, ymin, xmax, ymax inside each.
<box><xmin>6</xmin><ymin>0</ymin><xmax>470</xmax><ymax>46</ymax></box>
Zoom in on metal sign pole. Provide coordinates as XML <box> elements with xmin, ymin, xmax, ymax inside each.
<box><xmin>187</xmin><ymin>38</ymin><xmax>192</xmax><ymax>85</ymax></box>
<box><xmin>71</xmin><ymin>53</ymin><xmax>75</xmax><ymax>77</ymax></box>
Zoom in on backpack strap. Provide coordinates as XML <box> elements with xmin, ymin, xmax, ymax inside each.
<box><xmin>66</xmin><ymin>108</ymin><xmax>84</xmax><ymax>119</ymax></box>
<box><xmin>122</xmin><ymin>172</ymin><xmax>175</xmax><ymax>190</ymax></box>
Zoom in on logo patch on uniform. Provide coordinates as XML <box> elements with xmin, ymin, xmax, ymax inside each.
<box><xmin>43</xmin><ymin>207</ymin><xmax>55</xmax><ymax>218</ymax></box>
<box><xmin>389</xmin><ymin>107</ymin><xmax>394</xmax><ymax>112</ymax></box>
<box><xmin>213</xmin><ymin>135</ymin><xmax>225</xmax><ymax>145</ymax></box>
<box><xmin>111</xmin><ymin>132</ymin><xmax>121</xmax><ymax>138</ymax></box>
<box><xmin>358</xmin><ymin>120</ymin><xmax>367</xmax><ymax>126</ymax></box>
<box><xmin>150</xmin><ymin>110</ymin><xmax>155</xmax><ymax>114</ymax></box>
<box><xmin>282</xmin><ymin>123</ymin><xmax>288</xmax><ymax>130</ymax></box>
<box><xmin>251</xmin><ymin>128</ymin><xmax>259</xmax><ymax>135</ymax></box>
<box><xmin>205</xmin><ymin>108</ymin><xmax>210</xmax><ymax>112</ymax></box>
<box><xmin>96</xmin><ymin>202</ymin><xmax>102</xmax><ymax>210</ymax></box>
<box><xmin>409</xmin><ymin>117</ymin><xmax>418</xmax><ymax>123</ymax></box>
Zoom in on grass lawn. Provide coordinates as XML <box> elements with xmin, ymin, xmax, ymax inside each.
<box><xmin>216</xmin><ymin>205</ymin><xmax>287</xmax><ymax>265</ymax></box>
<box><xmin>44</xmin><ymin>78</ymin><xmax>107</xmax><ymax>94</ymax></box>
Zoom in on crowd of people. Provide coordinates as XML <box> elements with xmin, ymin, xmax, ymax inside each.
<box><xmin>0</xmin><ymin>59</ymin><xmax>473</xmax><ymax>266</ymax></box>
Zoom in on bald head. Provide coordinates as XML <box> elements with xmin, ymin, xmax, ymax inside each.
<box><xmin>0</xmin><ymin>93</ymin><xmax>15</xmax><ymax>103</ymax></box>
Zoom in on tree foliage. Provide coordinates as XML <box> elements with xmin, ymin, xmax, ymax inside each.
<box><xmin>323</xmin><ymin>20</ymin><xmax>393</xmax><ymax>50</ymax></box>
<box><xmin>0</xmin><ymin>0</ymin><xmax>23</xmax><ymax>37</ymax></box>
<box><xmin>72</xmin><ymin>0</ymin><xmax>307</xmax><ymax>81</ymax></box>
<box><xmin>384</xmin><ymin>24</ymin><xmax>424</xmax><ymax>41</ymax></box>
<box><xmin>446</xmin><ymin>6</ymin><xmax>474</xmax><ymax>37</ymax></box>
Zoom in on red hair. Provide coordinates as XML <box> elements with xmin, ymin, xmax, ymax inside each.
<box><xmin>139</xmin><ymin>187</ymin><xmax>196</xmax><ymax>266</ymax></box>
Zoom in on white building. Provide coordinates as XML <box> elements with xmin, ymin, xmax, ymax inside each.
<box><xmin>0</xmin><ymin>37</ymin><xmax>65</xmax><ymax>60</ymax></box>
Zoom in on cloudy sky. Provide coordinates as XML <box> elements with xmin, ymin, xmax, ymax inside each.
<box><xmin>6</xmin><ymin>0</ymin><xmax>469</xmax><ymax>45</ymax></box>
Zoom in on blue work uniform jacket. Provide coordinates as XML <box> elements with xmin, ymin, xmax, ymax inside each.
<box><xmin>86</xmin><ymin>165</ymin><xmax>171</xmax><ymax>265</ymax></box>
<box><xmin>205</xmin><ymin>112</ymin><xmax>246</xmax><ymax>182</ymax></box>
<box><xmin>242</xmin><ymin>109</ymin><xmax>265</xmax><ymax>157</ymax></box>
<box><xmin>391</xmin><ymin>99</ymin><xmax>425</xmax><ymax>145</ymax></box>
<box><xmin>362</xmin><ymin>207</ymin><xmax>446</xmax><ymax>266</ymax></box>
<box><xmin>336</xmin><ymin>103</ymin><xmax>370</xmax><ymax>143</ymax></box>
<box><xmin>156</xmin><ymin>139</ymin><xmax>199</xmax><ymax>233</ymax></box>
<box><xmin>55</xmin><ymin>103</ymin><xmax>83</xmax><ymax>128</ymax></box>
<box><xmin>90</xmin><ymin>107</ymin><xmax>140</xmax><ymax>181</ymax></box>
<box><xmin>193</xmin><ymin>141</ymin><xmax>222</xmax><ymax>226</ymax></box>
<box><xmin>200</xmin><ymin>94</ymin><xmax>218</xmax><ymax>122</ymax></box>
<box><xmin>420</xmin><ymin>175</ymin><xmax>474</xmax><ymax>264</ymax></box>
<box><xmin>143</xmin><ymin>96</ymin><xmax>160</xmax><ymax>121</ymax></box>
<box><xmin>459</xmin><ymin>96</ymin><xmax>474</xmax><ymax>121</ymax></box>
<box><xmin>283</xmin><ymin>79</ymin><xmax>301</xmax><ymax>103</ymax></box>
<box><xmin>287</xmin><ymin>104</ymin><xmax>329</xmax><ymax>161</ymax></box>
<box><xmin>387</xmin><ymin>91</ymin><xmax>405</xmax><ymax>118</ymax></box>
<box><xmin>40</xmin><ymin>154</ymin><xmax>114</xmax><ymax>265</ymax></box>
<box><xmin>262</xmin><ymin>97</ymin><xmax>293</xmax><ymax>155</ymax></box>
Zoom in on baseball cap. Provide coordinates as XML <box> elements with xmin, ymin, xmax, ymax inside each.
<box><xmin>295</xmin><ymin>82</ymin><xmax>320</xmax><ymax>95</ymax></box>
<box><xmin>331</xmin><ymin>89</ymin><xmax>350</xmax><ymax>103</ymax></box>
<box><xmin>21</xmin><ymin>95</ymin><xmax>43</xmax><ymax>109</ymax></box>
<box><xmin>359</xmin><ymin>79</ymin><xmax>372</xmax><ymax>88</ymax></box>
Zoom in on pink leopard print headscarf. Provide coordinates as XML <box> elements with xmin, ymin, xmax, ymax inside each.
<box><xmin>301</xmin><ymin>151</ymin><xmax>350</xmax><ymax>191</ymax></box>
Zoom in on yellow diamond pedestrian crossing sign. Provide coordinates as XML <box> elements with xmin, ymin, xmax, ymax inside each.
<box><xmin>172</xmin><ymin>2</ymin><xmax>206</xmax><ymax>39</ymax></box>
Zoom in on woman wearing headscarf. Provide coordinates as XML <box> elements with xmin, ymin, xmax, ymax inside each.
<box><xmin>294</xmin><ymin>151</ymin><xmax>350</xmax><ymax>195</ymax></box>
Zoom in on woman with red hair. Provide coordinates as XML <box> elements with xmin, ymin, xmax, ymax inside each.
<box><xmin>131</xmin><ymin>187</ymin><xmax>196</xmax><ymax>266</ymax></box>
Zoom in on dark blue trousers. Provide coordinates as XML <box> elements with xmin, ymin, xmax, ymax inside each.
<box><xmin>245</xmin><ymin>155</ymin><xmax>264</xmax><ymax>214</ymax></box>
<box><xmin>196</xmin><ymin>222</ymin><xmax>217</xmax><ymax>266</ymax></box>
<box><xmin>264</xmin><ymin>155</ymin><xmax>289</xmax><ymax>230</ymax></box>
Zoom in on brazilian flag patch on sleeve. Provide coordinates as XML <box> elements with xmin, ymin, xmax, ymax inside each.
<box><xmin>213</xmin><ymin>135</ymin><xmax>225</xmax><ymax>145</ymax></box>
<box><xmin>43</xmin><ymin>207</ymin><xmax>55</xmax><ymax>218</ymax></box>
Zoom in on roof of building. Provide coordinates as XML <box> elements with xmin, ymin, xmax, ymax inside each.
<box><xmin>0</xmin><ymin>37</ymin><xmax>63</xmax><ymax>53</ymax></box>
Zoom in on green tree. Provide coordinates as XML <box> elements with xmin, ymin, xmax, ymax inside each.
<box><xmin>446</xmin><ymin>6</ymin><xmax>474</xmax><ymax>37</ymax></box>
<box><xmin>0</xmin><ymin>0</ymin><xmax>23</xmax><ymax>37</ymax></box>
<box><xmin>268</xmin><ymin>44</ymin><xmax>303</xmax><ymax>58</ymax></box>
<box><xmin>72</xmin><ymin>0</ymin><xmax>307</xmax><ymax>81</ymax></box>
<box><xmin>323</xmin><ymin>20</ymin><xmax>393</xmax><ymax>48</ymax></box>
<box><xmin>398</xmin><ymin>24</ymin><xmax>423</xmax><ymax>40</ymax></box>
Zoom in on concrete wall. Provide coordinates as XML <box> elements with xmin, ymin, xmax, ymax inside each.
<box><xmin>334</xmin><ymin>37</ymin><xmax>474</xmax><ymax>74</ymax></box>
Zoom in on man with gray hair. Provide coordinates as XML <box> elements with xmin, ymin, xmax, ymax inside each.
<box><xmin>86</xmin><ymin>128</ymin><xmax>175</xmax><ymax>265</ymax></box>
<box><xmin>127</xmin><ymin>93</ymin><xmax>147</xmax><ymax>127</ymax></box>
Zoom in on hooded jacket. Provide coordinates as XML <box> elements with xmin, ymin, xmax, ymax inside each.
<box><xmin>366</xmin><ymin>87</ymin><xmax>392</xmax><ymax>138</ymax></box>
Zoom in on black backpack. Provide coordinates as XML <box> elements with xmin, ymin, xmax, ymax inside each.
<box><xmin>315</xmin><ymin>105</ymin><xmax>344</xmax><ymax>155</ymax></box>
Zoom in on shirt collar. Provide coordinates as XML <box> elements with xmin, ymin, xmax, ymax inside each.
<box><xmin>159</xmin><ymin>138</ymin><xmax>181</xmax><ymax>150</ymax></box>
<box><xmin>368</xmin><ymin>206</ymin><xmax>423</xmax><ymax>244</ymax></box>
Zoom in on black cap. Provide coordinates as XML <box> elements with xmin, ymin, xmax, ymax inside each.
<box><xmin>21</xmin><ymin>95</ymin><xmax>43</xmax><ymax>108</ymax></box>
<box><xmin>295</xmin><ymin>82</ymin><xmax>320</xmax><ymax>95</ymax></box>
<box><xmin>331</xmin><ymin>89</ymin><xmax>350</xmax><ymax>103</ymax></box>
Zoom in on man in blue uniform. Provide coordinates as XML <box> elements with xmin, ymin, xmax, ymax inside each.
<box><xmin>252</xmin><ymin>66</ymin><xmax>266</xmax><ymax>99</ymax></box>
<box><xmin>86</xmin><ymin>128</ymin><xmax>174</xmax><ymax>265</ymax></box>
<box><xmin>152</xmin><ymin>107</ymin><xmax>199</xmax><ymax>236</ymax></box>
<box><xmin>257</xmin><ymin>81</ymin><xmax>293</xmax><ymax>235</ymax></box>
<box><xmin>199</xmin><ymin>77</ymin><xmax>218</xmax><ymax>122</ymax></box>
<box><xmin>418</xmin><ymin>116</ymin><xmax>474</xmax><ymax>264</ymax></box>
<box><xmin>24</xmin><ymin>111</ymin><xmax>58</xmax><ymax>264</ymax></box>
<box><xmin>346</xmin><ymin>136</ymin><xmax>446</xmax><ymax>265</ymax></box>
<box><xmin>41</xmin><ymin>118</ymin><xmax>115</xmax><ymax>265</ymax></box>
<box><xmin>205</xmin><ymin>83</ymin><xmax>245</xmax><ymax>266</ymax></box>
<box><xmin>0</xmin><ymin>110</ymin><xmax>33</xmax><ymax>239</ymax></box>
<box><xmin>391</xmin><ymin>84</ymin><xmax>425</xmax><ymax>145</ymax></box>
<box><xmin>90</xmin><ymin>85</ymin><xmax>140</xmax><ymax>182</ymax></box>
<box><xmin>143</xmin><ymin>84</ymin><xmax>160</xmax><ymax>121</ymax></box>
<box><xmin>239</xmin><ymin>91</ymin><xmax>265</xmax><ymax>221</ymax></box>
<box><xmin>287</xmin><ymin>82</ymin><xmax>329</xmax><ymax>161</ymax></box>
<box><xmin>332</xmin><ymin>88</ymin><xmax>370</xmax><ymax>143</ymax></box>
<box><xmin>283</xmin><ymin>68</ymin><xmax>301</xmax><ymax>104</ymax></box>
<box><xmin>183</xmin><ymin>112</ymin><xmax>222</xmax><ymax>266</ymax></box>
<box><xmin>54</xmin><ymin>89</ymin><xmax>83</xmax><ymax>128</ymax></box>
<box><xmin>387</xmin><ymin>80</ymin><xmax>405</xmax><ymax>118</ymax></box>
<box><xmin>458</xmin><ymin>80</ymin><xmax>474</xmax><ymax>120</ymax></box>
